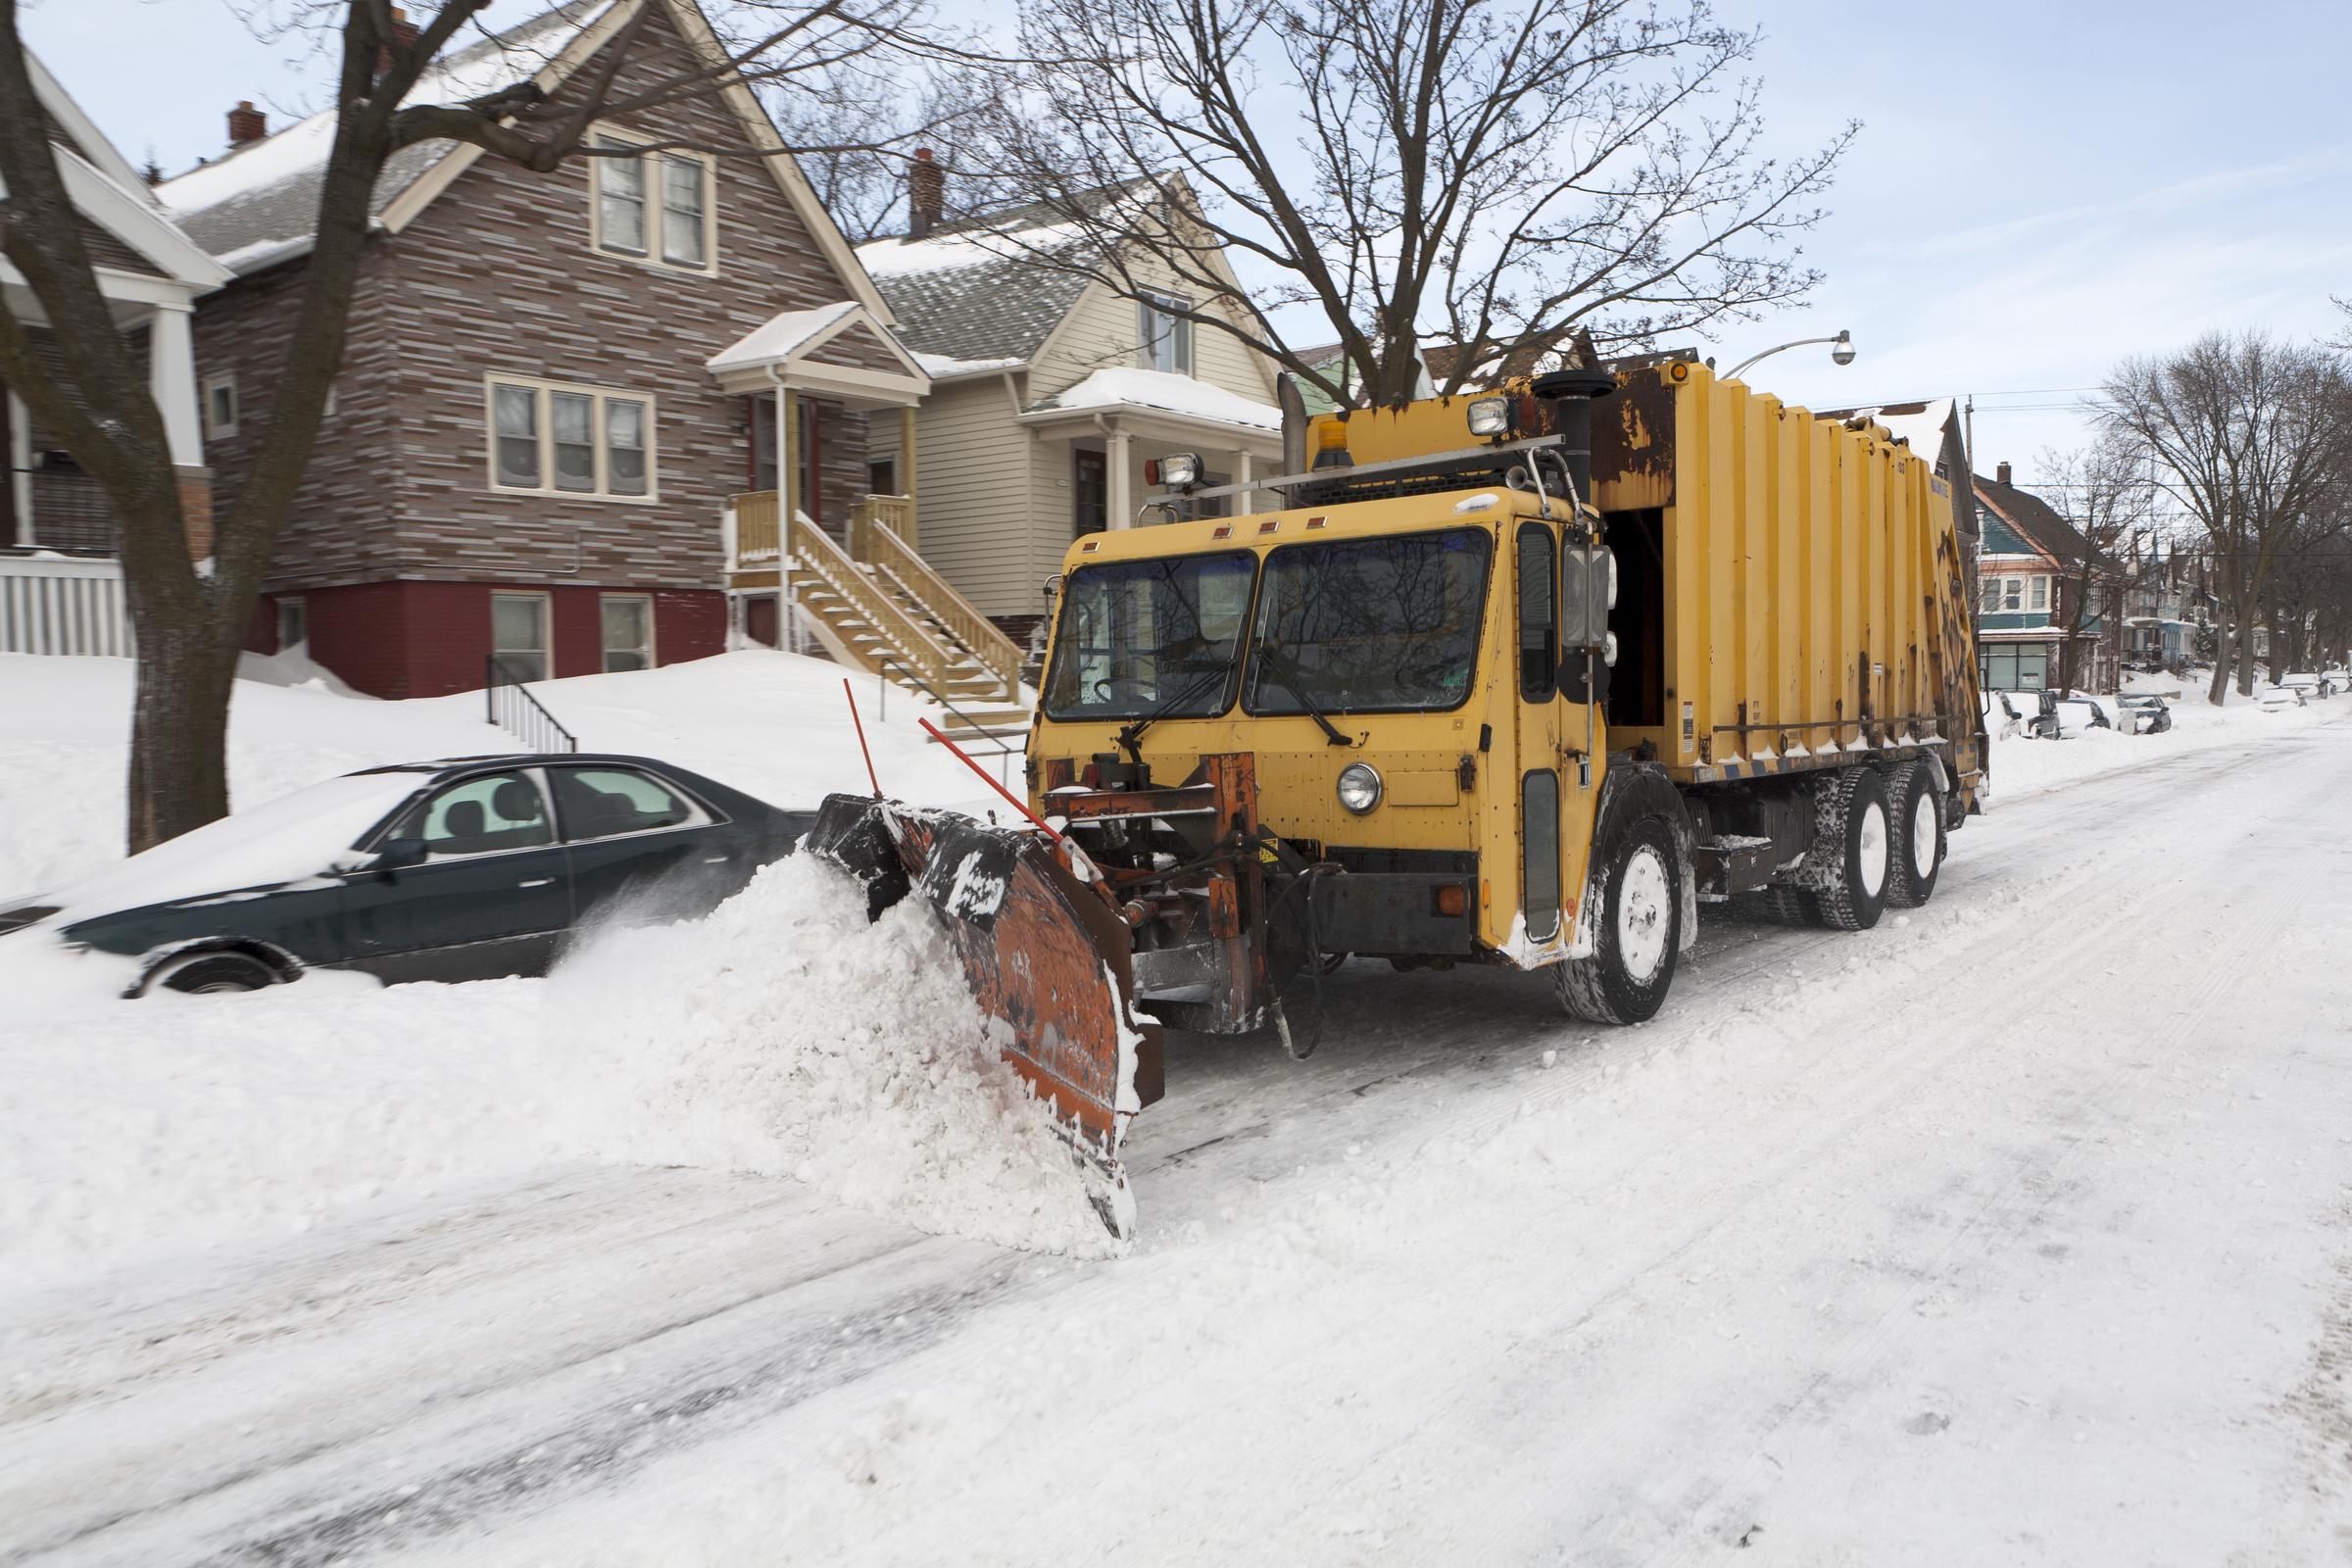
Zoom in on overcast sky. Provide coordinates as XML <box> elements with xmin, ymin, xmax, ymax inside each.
<box><xmin>24</xmin><ymin>0</ymin><xmax>2352</xmax><ymax>490</ymax></box>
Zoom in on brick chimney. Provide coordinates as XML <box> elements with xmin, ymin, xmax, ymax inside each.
<box><xmin>907</xmin><ymin>147</ymin><xmax>944</xmax><ymax>240</ymax></box>
<box><xmin>1996</xmin><ymin>460</ymin><xmax>2012</xmax><ymax>486</ymax></box>
<box><xmin>377</xmin><ymin>6</ymin><xmax>421</xmax><ymax>77</ymax></box>
<box><xmin>226</xmin><ymin>100</ymin><xmax>267</xmax><ymax>149</ymax></box>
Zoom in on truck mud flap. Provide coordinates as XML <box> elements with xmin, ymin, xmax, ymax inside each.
<box><xmin>805</xmin><ymin>794</ymin><xmax>1165</xmax><ymax>1240</ymax></box>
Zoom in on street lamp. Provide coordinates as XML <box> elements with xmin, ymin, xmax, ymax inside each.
<box><xmin>1723</xmin><ymin>329</ymin><xmax>1855</xmax><ymax>382</ymax></box>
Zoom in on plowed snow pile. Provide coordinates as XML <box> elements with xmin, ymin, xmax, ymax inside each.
<box><xmin>550</xmin><ymin>854</ymin><xmax>1123</xmax><ymax>1258</ymax></box>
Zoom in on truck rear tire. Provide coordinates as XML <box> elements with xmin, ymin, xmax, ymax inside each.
<box><xmin>1802</xmin><ymin>766</ymin><xmax>1891</xmax><ymax>932</ymax></box>
<box><xmin>1556</xmin><ymin>817</ymin><xmax>1682</xmax><ymax>1025</ymax></box>
<box><xmin>1884</xmin><ymin>760</ymin><xmax>1944</xmax><ymax>908</ymax></box>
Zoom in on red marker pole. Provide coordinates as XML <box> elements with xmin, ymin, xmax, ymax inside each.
<box><xmin>919</xmin><ymin>717</ymin><xmax>1061</xmax><ymax>844</ymax></box>
<box><xmin>842</xmin><ymin>678</ymin><xmax>882</xmax><ymax>798</ymax></box>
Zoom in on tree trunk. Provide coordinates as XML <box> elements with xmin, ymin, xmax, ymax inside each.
<box><xmin>2234</xmin><ymin>588</ymin><xmax>2263</xmax><ymax>695</ymax></box>
<box><xmin>127</xmin><ymin>620</ymin><xmax>240</xmax><ymax>849</ymax></box>
<box><xmin>2208</xmin><ymin>630</ymin><xmax>2231</xmax><ymax>704</ymax></box>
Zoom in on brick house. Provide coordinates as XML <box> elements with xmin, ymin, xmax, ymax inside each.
<box><xmin>154</xmin><ymin>0</ymin><xmax>929</xmax><ymax>699</ymax></box>
<box><xmin>2</xmin><ymin>51</ymin><xmax>229</xmax><ymax>653</ymax></box>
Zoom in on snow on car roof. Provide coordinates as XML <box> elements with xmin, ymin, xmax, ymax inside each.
<box><xmin>37</xmin><ymin>771</ymin><xmax>430</xmax><ymax>927</ymax></box>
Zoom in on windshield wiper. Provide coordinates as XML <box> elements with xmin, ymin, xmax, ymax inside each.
<box><xmin>1114</xmin><ymin>654</ymin><xmax>1237</xmax><ymax>764</ymax></box>
<box><xmin>1250</xmin><ymin>643</ymin><xmax>1350</xmax><ymax>746</ymax></box>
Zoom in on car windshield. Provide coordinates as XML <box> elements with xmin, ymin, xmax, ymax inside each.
<box><xmin>1248</xmin><ymin>528</ymin><xmax>1494</xmax><ymax>714</ymax></box>
<box><xmin>1041</xmin><ymin>551</ymin><xmax>1258</xmax><ymax>721</ymax></box>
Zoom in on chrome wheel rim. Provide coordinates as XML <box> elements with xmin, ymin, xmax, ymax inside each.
<box><xmin>1857</xmin><ymin>799</ymin><xmax>1889</xmax><ymax>898</ymax></box>
<box><xmin>1618</xmin><ymin>846</ymin><xmax>1672</xmax><ymax>984</ymax></box>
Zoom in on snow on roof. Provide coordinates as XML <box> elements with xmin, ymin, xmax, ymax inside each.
<box><xmin>155</xmin><ymin>0</ymin><xmax>615</xmax><ymax>258</ymax></box>
<box><xmin>1848</xmin><ymin>398</ymin><xmax>1956</xmax><ymax>460</ymax></box>
<box><xmin>914</xmin><ymin>351</ymin><xmax>1026</xmax><ymax>378</ymax></box>
<box><xmin>1030</xmin><ymin>367</ymin><xmax>1280</xmax><ymax>431</ymax></box>
<box><xmin>706</xmin><ymin>301</ymin><xmax>861</xmax><ymax>373</ymax></box>
<box><xmin>854</xmin><ymin>219</ymin><xmax>1091</xmax><ymax>280</ymax></box>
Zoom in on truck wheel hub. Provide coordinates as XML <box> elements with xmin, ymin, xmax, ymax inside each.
<box><xmin>1619</xmin><ymin>847</ymin><xmax>1672</xmax><ymax>983</ymax></box>
<box><xmin>1858</xmin><ymin>800</ymin><xmax>1889</xmax><ymax>898</ymax></box>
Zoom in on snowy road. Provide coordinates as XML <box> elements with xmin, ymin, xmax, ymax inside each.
<box><xmin>8</xmin><ymin>714</ymin><xmax>2352</xmax><ymax>1564</ymax></box>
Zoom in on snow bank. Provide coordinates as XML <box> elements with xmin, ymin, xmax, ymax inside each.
<box><xmin>0</xmin><ymin>962</ymin><xmax>553</xmax><ymax>1293</ymax></box>
<box><xmin>549</xmin><ymin>854</ymin><xmax>1121</xmax><ymax>1258</ymax></box>
<box><xmin>1982</xmin><ymin>685</ymin><xmax>2335</xmax><ymax>804</ymax></box>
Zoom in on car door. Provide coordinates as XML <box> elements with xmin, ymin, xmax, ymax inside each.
<box><xmin>339</xmin><ymin>768</ymin><xmax>573</xmax><ymax>982</ymax></box>
<box><xmin>547</xmin><ymin>763</ymin><xmax>731</xmax><ymax>930</ymax></box>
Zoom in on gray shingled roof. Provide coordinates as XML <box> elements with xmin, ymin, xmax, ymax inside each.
<box><xmin>866</xmin><ymin>252</ymin><xmax>1093</xmax><ymax>366</ymax></box>
<box><xmin>158</xmin><ymin>1</ymin><xmax>607</xmax><ymax>266</ymax></box>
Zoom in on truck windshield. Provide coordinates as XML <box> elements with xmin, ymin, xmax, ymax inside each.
<box><xmin>1247</xmin><ymin>528</ymin><xmax>1493</xmax><ymax>714</ymax></box>
<box><xmin>1041</xmin><ymin>551</ymin><xmax>1259</xmax><ymax>721</ymax></box>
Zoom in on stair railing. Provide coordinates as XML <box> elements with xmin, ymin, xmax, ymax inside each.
<box><xmin>484</xmin><ymin>656</ymin><xmax>579</xmax><ymax>754</ymax></box>
<box><xmin>789</xmin><ymin>512</ymin><xmax>959</xmax><ymax>689</ymax></box>
<box><xmin>848</xmin><ymin>498</ymin><xmax>1023</xmax><ymax>699</ymax></box>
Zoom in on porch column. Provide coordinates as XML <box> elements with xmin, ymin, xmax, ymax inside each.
<box><xmin>1106</xmin><ymin>422</ymin><xmax>1132</xmax><ymax>529</ymax></box>
<box><xmin>1232</xmin><ymin>448</ymin><xmax>1254</xmax><ymax>514</ymax></box>
<box><xmin>899</xmin><ymin>403</ymin><xmax>918</xmax><ymax>548</ymax></box>
<box><xmin>776</xmin><ymin>387</ymin><xmax>797</xmax><ymax>523</ymax></box>
<box><xmin>146</xmin><ymin>302</ymin><xmax>203</xmax><ymax>468</ymax></box>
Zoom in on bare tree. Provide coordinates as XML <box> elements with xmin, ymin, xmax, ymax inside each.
<box><xmin>948</xmin><ymin>0</ymin><xmax>1853</xmax><ymax>409</ymax></box>
<box><xmin>2035</xmin><ymin>438</ymin><xmax>2150</xmax><ymax>692</ymax></box>
<box><xmin>774</xmin><ymin>69</ymin><xmax>986</xmax><ymax>240</ymax></box>
<box><xmin>2100</xmin><ymin>331</ymin><xmax>2352</xmax><ymax>704</ymax></box>
<box><xmin>0</xmin><ymin>0</ymin><xmax>957</xmax><ymax>852</ymax></box>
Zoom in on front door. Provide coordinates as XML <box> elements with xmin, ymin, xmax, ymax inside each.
<box><xmin>744</xmin><ymin>594</ymin><xmax>779</xmax><ymax>648</ymax></box>
<box><xmin>1073</xmin><ymin>449</ymin><xmax>1107</xmax><ymax>536</ymax></box>
<box><xmin>340</xmin><ymin>768</ymin><xmax>572</xmax><ymax>982</ymax></box>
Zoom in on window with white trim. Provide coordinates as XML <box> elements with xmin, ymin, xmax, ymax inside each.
<box><xmin>590</xmin><ymin>132</ymin><xmax>716</xmax><ymax>273</ymax></box>
<box><xmin>2030</xmin><ymin>575</ymin><xmax>2048</xmax><ymax>612</ymax></box>
<box><xmin>204</xmin><ymin>372</ymin><xmax>238</xmax><ymax>440</ymax></box>
<box><xmin>1138</xmin><ymin>290</ymin><xmax>1193</xmax><ymax>375</ymax></box>
<box><xmin>2002</xmin><ymin>576</ymin><xmax>2024</xmax><ymax>612</ymax></box>
<box><xmin>492</xmin><ymin>592</ymin><xmax>550</xmax><ymax>684</ymax></box>
<box><xmin>601</xmin><ymin>594</ymin><xmax>654</xmax><ymax>673</ymax></box>
<box><xmin>1981</xmin><ymin>578</ymin><xmax>2000</xmax><ymax>612</ymax></box>
<box><xmin>485</xmin><ymin>376</ymin><xmax>656</xmax><ymax>500</ymax></box>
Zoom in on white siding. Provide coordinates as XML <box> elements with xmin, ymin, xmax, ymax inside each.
<box><xmin>906</xmin><ymin>373</ymin><xmax>1041</xmax><ymax>619</ymax></box>
<box><xmin>1029</xmin><ymin>272</ymin><xmax>1277</xmax><ymax>407</ymax></box>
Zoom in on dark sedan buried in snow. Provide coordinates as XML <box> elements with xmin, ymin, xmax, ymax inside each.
<box><xmin>0</xmin><ymin>755</ymin><xmax>813</xmax><ymax>995</ymax></box>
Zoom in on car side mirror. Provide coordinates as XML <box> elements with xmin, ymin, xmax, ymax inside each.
<box><xmin>371</xmin><ymin>836</ymin><xmax>428</xmax><ymax>877</ymax></box>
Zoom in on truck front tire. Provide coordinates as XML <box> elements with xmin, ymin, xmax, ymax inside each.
<box><xmin>1557</xmin><ymin>817</ymin><xmax>1682</xmax><ymax>1025</ymax></box>
<box><xmin>1801</xmin><ymin>766</ymin><xmax>1891</xmax><ymax>932</ymax></box>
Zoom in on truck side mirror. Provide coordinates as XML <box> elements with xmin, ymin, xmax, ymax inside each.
<box><xmin>1559</xmin><ymin>545</ymin><xmax>1617</xmax><ymax>650</ymax></box>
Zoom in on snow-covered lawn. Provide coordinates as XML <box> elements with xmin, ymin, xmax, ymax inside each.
<box><xmin>4</xmin><ymin>651</ymin><xmax>2349</xmax><ymax>1565</ymax></box>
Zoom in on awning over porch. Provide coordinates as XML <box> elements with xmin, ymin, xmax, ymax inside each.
<box><xmin>705</xmin><ymin>300</ymin><xmax>930</xmax><ymax>408</ymax></box>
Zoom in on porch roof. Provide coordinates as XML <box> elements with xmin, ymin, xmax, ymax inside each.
<box><xmin>705</xmin><ymin>300</ymin><xmax>930</xmax><ymax>407</ymax></box>
<box><xmin>1017</xmin><ymin>367</ymin><xmax>1282</xmax><ymax>444</ymax></box>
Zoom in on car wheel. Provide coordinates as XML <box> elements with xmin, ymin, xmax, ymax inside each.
<box><xmin>1556</xmin><ymin>816</ymin><xmax>1682</xmax><ymax>1025</ymax></box>
<box><xmin>1883</xmin><ymin>760</ymin><xmax>1944</xmax><ymax>909</ymax></box>
<box><xmin>1800</xmin><ymin>766</ymin><xmax>1892</xmax><ymax>932</ymax></box>
<box><xmin>144</xmin><ymin>950</ymin><xmax>280</xmax><ymax>996</ymax></box>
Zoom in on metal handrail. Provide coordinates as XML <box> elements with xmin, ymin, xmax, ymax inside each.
<box><xmin>878</xmin><ymin>656</ymin><xmax>1024</xmax><ymax>784</ymax></box>
<box><xmin>484</xmin><ymin>655</ymin><xmax>579</xmax><ymax>754</ymax></box>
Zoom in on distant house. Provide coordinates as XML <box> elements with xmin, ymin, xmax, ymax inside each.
<box><xmin>154</xmin><ymin>0</ymin><xmax>935</xmax><ymax>699</ymax></box>
<box><xmin>2117</xmin><ymin>535</ymin><xmax>2204</xmax><ymax>668</ymax></box>
<box><xmin>854</xmin><ymin>177</ymin><xmax>1285</xmax><ymax>643</ymax></box>
<box><xmin>1972</xmin><ymin>462</ymin><xmax>2118</xmax><ymax>692</ymax></box>
<box><xmin>2</xmin><ymin>50</ymin><xmax>228</xmax><ymax>618</ymax></box>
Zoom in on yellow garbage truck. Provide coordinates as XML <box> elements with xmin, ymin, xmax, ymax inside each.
<box><xmin>809</xmin><ymin>356</ymin><xmax>1985</xmax><ymax>1233</ymax></box>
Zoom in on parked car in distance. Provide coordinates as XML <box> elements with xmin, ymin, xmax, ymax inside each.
<box><xmin>2280</xmin><ymin>671</ymin><xmax>2331</xmax><ymax>701</ymax></box>
<box><xmin>1982</xmin><ymin>688</ymin><xmax>2061</xmax><ymax>738</ymax></box>
<box><xmin>2116</xmin><ymin>694</ymin><xmax>2174</xmax><ymax>734</ymax></box>
<box><xmin>2053</xmin><ymin>694</ymin><xmax>2114</xmax><ymax>734</ymax></box>
<box><xmin>0</xmin><ymin>755</ymin><xmax>814</xmax><ymax>995</ymax></box>
<box><xmin>2257</xmin><ymin>684</ymin><xmax>2308</xmax><ymax>711</ymax></box>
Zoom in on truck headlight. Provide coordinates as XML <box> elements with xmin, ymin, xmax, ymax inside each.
<box><xmin>1337</xmin><ymin>762</ymin><xmax>1382</xmax><ymax>814</ymax></box>
<box><xmin>1466</xmin><ymin>397</ymin><xmax>1509</xmax><ymax>437</ymax></box>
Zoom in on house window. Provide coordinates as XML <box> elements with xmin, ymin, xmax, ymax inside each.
<box><xmin>601</xmin><ymin>594</ymin><xmax>654</xmax><ymax>673</ymax></box>
<box><xmin>590</xmin><ymin>132</ymin><xmax>715</xmax><ymax>272</ymax></box>
<box><xmin>2030</xmin><ymin>576</ymin><xmax>2048</xmax><ymax>612</ymax></box>
<box><xmin>492</xmin><ymin>592</ymin><xmax>551</xmax><ymax>683</ymax></box>
<box><xmin>1073</xmin><ymin>449</ymin><xmax>1107</xmax><ymax>536</ymax></box>
<box><xmin>484</xmin><ymin>376</ymin><xmax>657</xmax><ymax>501</ymax></box>
<box><xmin>275</xmin><ymin>596</ymin><xmax>308</xmax><ymax>652</ymax></box>
<box><xmin>1138</xmin><ymin>291</ymin><xmax>1193</xmax><ymax>375</ymax></box>
<box><xmin>1980</xmin><ymin>579</ymin><xmax>1999</xmax><ymax>613</ymax></box>
<box><xmin>203</xmin><ymin>373</ymin><xmax>238</xmax><ymax>440</ymax></box>
<box><xmin>2002</xmin><ymin>577</ymin><xmax>2024</xmax><ymax>612</ymax></box>
<box><xmin>868</xmin><ymin>458</ymin><xmax>897</xmax><ymax>496</ymax></box>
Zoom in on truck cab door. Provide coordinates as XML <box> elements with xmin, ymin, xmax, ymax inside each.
<box><xmin>1513</xmin><ymin>521</ymin><xmax>1565</xmax><ymax>944</ymax></box>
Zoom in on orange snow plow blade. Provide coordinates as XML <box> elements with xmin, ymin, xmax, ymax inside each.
<box><xmin>804</xmin><ymin>794</ymin><xmax>1165</xmax><ymax>1238</ymax></box>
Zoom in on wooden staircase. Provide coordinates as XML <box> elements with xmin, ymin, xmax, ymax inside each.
<box><xmin>728</xmin><ymin>491</ymin><xmax>1028</xmax><ymax>738</ymax></box>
